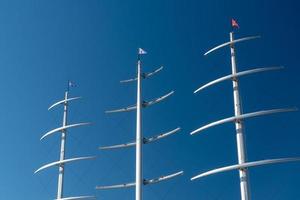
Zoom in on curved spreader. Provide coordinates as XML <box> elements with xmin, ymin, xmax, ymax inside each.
<box><xmin>105</xmin><ymin>91</ymin><xmax>174</xmax><ymax>114</ymax></box>
<box><xmin>48</xmin><ymin>97</ymin><xmax>82</xmax><ymax>110</ymax></box>
<box><xmin>55</xmin><ymin>195</ymin><xmax>96</xmax><ymax>200</ymax></box>
<box><xmin>143</xmin><ymin>66</ymin><xmax>163</xmax><ymax>79</ymax></box>
<box><xmin>144</xmin><ymin>170</ymin><xmax>184</xmax><ymax>185</ymax></box>
<box><xmin>204</xmin><ymin>35</ymin><xmax>260</xmax><ymax>56</ymax></box>
<box><xmin>41</xmin><ymin>122</ymin><xmax>91</xmax><ymax>140</ymax></box>
<box><xmin>105</xmin><ymin>104</ymin><xmax>137</xmax><ymax>114</ymax></box>
<box><xmin>99</xmin><ymin>127</ymin><xmax>180</xmax><ymax>150</ymax></box>
<box><xmin>120</xmin><ymin>77</ymin><xmax>138</xmax><ymax>83</ymax></box>
<box><xmin>194</xmin><ymin>66</ymin><xmax>283</xmax><ymax>93</ymax></box>
<box><xmin>191</xmin><ymin>108</ymin><xmax>297</xmax><ymax>135</ymax></box>
<box><xmin>35</xmin><ymin>156</ymin><xmax>96</xmax><ymax>174</ymax></box>
<box><xmin>120</xmin><ymin>66</ymin><xmax>163</xmax><ymax>83</ymax></box>
<box><xmin>95</xmin><ymin>171</ymin><xmax>183</xmax><ymax>190</ymax></box>
<box><xmin>143</xmin><ymin>91</ymin><xmax>174</xmax><ymax>108</ymax></box>
<box><xmin>96</xmin><ymin>182</ymin><xmax>136</xmax><ymax>190</ymax></box>
<box><xmin>191</xmin><ymin>157</ymin><xmax>300</xmax><ymax>181</ymax></box>
<box><xmin>99</xmin><ymin>141</ymin><xmax>136</xmax><ymax>150</ymax></box>
<box><xmin>144</xmin><ymin>127</ymin><xmax>181</xmax><ymax>144</ymax></box>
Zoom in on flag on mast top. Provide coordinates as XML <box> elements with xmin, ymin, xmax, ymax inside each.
<box><xmin>69</xmin><ymin>80</ymin><xmax>76</xmax><ymax>87</ymax></box>
<box><xmin>138</xmin><ymin>48</ymin><xmax>147</xmax><ymax>55</ymax></box>
<box><xmin>67</xmin><ymin>80</ymin><xmax>76</xmax><ymax>91</ymax></box>
<box><xmin>231</xmin><ymin>18</ymin><xmax>239</xmax><ymax>29</ymax></box>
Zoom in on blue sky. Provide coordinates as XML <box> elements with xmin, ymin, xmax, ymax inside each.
<box><xmin>0</xmin><ymin>0</ymin><xmax>300</xmax><ymax>199</ymax></box>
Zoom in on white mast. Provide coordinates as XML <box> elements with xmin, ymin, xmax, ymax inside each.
<box><xmin>96</xmin><ymin>49</ymin><xmax>183</xmax><ymax>199</ymax></box>
<box><xmin>230</xmin><ymin>31</ymin><xmax>249</xmax><ymax>200</ymax></box>
<box><xmin>57</xmin><ymin>90</ymin><xmax>68</xmax><ymax>199</ymax></box>
<box><xmin>35</xmin><ymin>82</ymin><xmax>96</xmax><ymax>200</ymax></box>
<box><xmin>190</xmin><ymin>27</ymin><xmax>300</xmax><ymax>200</ymax></box>
<box><xmin>135</xmin><ymin>53</ymin><xmax>142</xmax><ymax>200</ymax></box>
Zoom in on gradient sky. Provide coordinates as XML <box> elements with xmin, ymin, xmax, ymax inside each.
<box><xmin>1</xmin><ymin>0</ymin><xmax>300</xmax><ymax>199</ymax></box>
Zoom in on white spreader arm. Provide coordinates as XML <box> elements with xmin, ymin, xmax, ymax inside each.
<box><xmin>96</xmin><ymin>171</ymin><xmax>183</xmax><ymax>190</ymax></box>
<box><xmin>35</xmin><ymin>156</ymin><xmax>95</xmax><ymax>174</ymax></box>
<box><xmin>194</xmin><ymin>66</ymin><xmax>283</xmax><ymax>93</ymax></box>
<box><xmin>99</xmin><ymin>141</ymin><xmax>136</xmax><ymax>150</ymax></box>
<box><xmin>143</xmin><ymin>91</ymin><xmax>174</xmax><ymax>107</ymax></box>
<box><xmin>55</xmin><ymin>196</ymin><xmax>96</xmax><ymax>200</ymax></box>
<box><xmin>144</xmin><ymin>171</ymin><xmax>184</xmax><ymax>185</ymax></box>
<box><xmin>96</xmin><ymin>182</ymin><xmax>136</xmax><ymax>190</ymax></box>
<box><xmin>144</xmin><ymin>127</ymin><xmax>181</xmax><ymax>144</ymax></box>
<box><xmin>105</xmin><ymin>91</ymin><xmax>174</xmax><ymax>114</ymax></box>
<box><xmin>191</xmin><ymin>157</ymin><xmax>300</xmax><ymax>181</ymax></box>
<box><xmin>105</xmin><ymin>104</ymin><xmax>137</xmax><ymax>114</ymax></box>
<box><xmin>99</xmin><ymin>127</ymin><xmax>180</xmax><ymax>150</ymax></box>
<box><xmin>41</xmin><ymin>122</ymin><xmax>91</xmax><ymax>140</ymax></box>
<box><xmin>120</xmin><ymin>66</ymin><xmax>163</xmax><ymax>83</ymax></box>
<box><xmin>48</xmin><ymin>97</ymin><xmax>82</xmax><ymax>110</ymax></box>
<box><xmin>204</xmin><ymin>35</ymin><xmax>260</xmax><ymax>56</ymax></box>
<box><xmin>191</xmin><ymin>108</ymin><xmax>297</xmax><ymax>135</ymax></box>
<box><xmin>120</xmin><ymin>77</ymin><xmax>137</xmax><ymax>83</ymax></box>
<box><xmin>143</xmin><ymin>66</ymin><xmax>163</xmax><ymax>78</ymax></box>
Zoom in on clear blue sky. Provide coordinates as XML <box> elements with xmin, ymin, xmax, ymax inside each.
<box><xmin>0</xmin><ymin>0</ymin><xmax>300</xmax><ymax>199</ymax></box>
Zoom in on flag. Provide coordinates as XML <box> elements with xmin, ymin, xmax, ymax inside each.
<box><xmin>68</xmin><ymin>80</ymin><xmax>76</xmax><ymax>88</ymax></box>
<box><xmin>138</xmin><ymin>48</ymin><xmax>147</xmax><ymax>55</ymax></box>
<box><xmin>231</xmin><ymin>18</ymin><xmax>239</xmax><ymax>29</ymax></box>
<box><xmin>67</xmin><ymin>80</ymin><xmax>76</xmax><ymax>91</ymax></box>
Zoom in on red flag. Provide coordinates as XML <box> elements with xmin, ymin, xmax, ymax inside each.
<box><xmin>231</xmin><ymin>18</ymin><xmax>239</xmax><ymax>29</ymax></box>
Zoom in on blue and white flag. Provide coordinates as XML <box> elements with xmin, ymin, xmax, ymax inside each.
<box><xmin>138</xmin><ymin>48</ymin><xmax>147</xmax><ymax>55</ymax></box>
<box><xmin>67</xmin><ymin>80</ymin><xmax>76</xmax><ymax>91</ymax></box>
<box><xmin>68</xmin><ymin>80</ymin><xmax>76</xmax><ymax>88</ymax></box>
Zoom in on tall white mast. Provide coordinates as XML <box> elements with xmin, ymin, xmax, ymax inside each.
<box><xmin>190</xmin><ymin>27</ymin><xmax>300</xmax><ymax>200</ymax></box>
<box><xmin>35</xmin><ymin>82</ymin><xmax>96</xmax><ymax>200</ymax></box>
<box><xmin>230</xmin><ymin>31</ymin><xmax>249</xmax><ymax>200</ymax></box>
<box><xmin>96</xmin><ymin>49</ymin><xmax>183</xmax><ymax>199</ymax></box>
<box><xmin>135</xmin><ymin>53</ymin><xmax>142</xmax><ymax>200</ymax></box>
<box><xmin>57</xmin><ymin>90</ymin><xmax>68</xmax><ymax>199</ymax></box>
